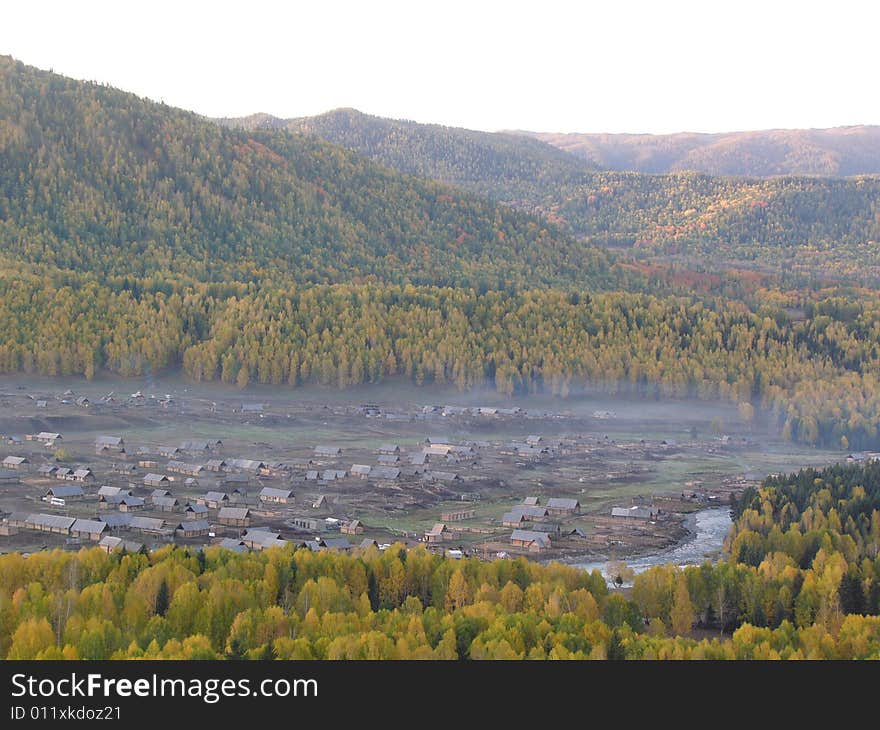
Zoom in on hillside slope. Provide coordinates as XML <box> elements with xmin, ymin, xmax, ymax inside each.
<box><xmin>0</xmin><ymin>56</ymin><xmax>614</xmax><ymax>290</ymax></box>
<box><xmin>221</xmin><ymin>109</ymin><xmax>880</xmax><ymax>282</ymax></box>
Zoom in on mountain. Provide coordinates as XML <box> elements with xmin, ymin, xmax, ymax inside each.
<box><xmin>216</xmin><ymin>107</ymin><xmax>599</xmax><ymax>213</ymax></box>
<box><xmin>0</xmin><ymin>56</ymin><xmax>614</xmax><ymax>290</ymax></box>
<box><xmin>220</xmin><ymin>109</ymin><xmax>880</xmax><ymax>283</ymax></box>
<box><xmin>510</xmin><ymin>126</ymin><xmax>880</xmax><ymax>177</ymax></box>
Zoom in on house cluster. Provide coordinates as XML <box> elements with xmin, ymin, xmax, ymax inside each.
<box><xmin>504</xmin><ymin>496</ymin><xmax>583</xmax><ymax>553</ymax></box>
<box><xmin>25</xmin><ymin>432</ymin><xmax>62</xmax><ymax>447</ymax></box>
<box><xmin>421</xmin><ymin>405</ymin><xmax>524</xmax><ymax>418</ymax></box>
<box><xmin>3</xmin><ymin>510</ymin><xmax>206</xmax><ymax>543</ymax></box>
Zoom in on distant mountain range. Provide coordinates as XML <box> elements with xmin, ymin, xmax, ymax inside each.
<box><xmin>217</xmin><ymin>109</ymin><xmax>880</xmax><ymax>283</ymax></box>
<box><xmin>216</xmin><ymin>108</ymin><xmax>599</xmax><ymax>207</ymax></box>
<box><xmin>219</xmin><ymin>110</ymin><xmax>880</xmax><ymax>178</ymax></box>
<box><xmin>508</xmin><ymin>126</ymin><xmax>880</xmax><ymax>177</ymax></box>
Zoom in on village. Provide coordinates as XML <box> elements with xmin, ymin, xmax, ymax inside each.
<box><xmin>0</xmin><ymin>378</ymin><xmax>836</xmax><ymax>564</ymax></box>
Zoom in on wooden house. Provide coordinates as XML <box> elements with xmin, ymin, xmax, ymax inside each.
<box><xmin>425</xmin><ymin>523</ymin><xmax>453</xmax><ymax>543</ymax></box>
<box><xmin>143</xmin><ymin>473</ymin><xmax>171</xmax><ymax>489</ymax></box>
<box><xmin>199</xmin><ymin>491</ymin><xmax>230</xmax><ymax>509</ymax></box>
<box><xmin>95</xmin><ymin>436</ymin><xmax>125</xmax><ymax>453</ymax></box>
<box><xmin>176</xmin><ymin>519</ymin><xmax>210</xmax><ymax>538</ymax></box>
<box><xmin>184</xmin><ymin>502</ymin><xmax>209</xmax><ymax>519</ymax></box>
<box><xmin>2</xmin><ymin>456</ymin><xmax>29</xmax><ymax>471</ymax></box>
<box><xmin>217</xmin><ymin>506</ymin><xmax>251</xmax><ymax>527</ymax></box>
<box><xmin>341</xmin><ymin>519</ymin><xmax>364</xmax><ymax>535</ymax></box>
<box><xmin>545</xmin><ymin>498</ymin><xmax>581</xmax><ymax>515</ymax></box>
<box><xmin>259</xmin><ymin>487</ymin><xmax>293</xmax><ymax>505</ymax></box>
<box><xmin>510</xmin><ymin>529</ymin><xmax>551</xmax><ymax>552</ymax></box>
<box><xmin>70</xmin><ymin>519</ymin><xmax>109</xmax><ymax>542</ymax></box>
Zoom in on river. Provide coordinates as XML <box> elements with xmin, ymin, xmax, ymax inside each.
<box><xmin>570</xmin><ymin>507</ymin><xmax>733</xmax><ymax>579</ymax></box>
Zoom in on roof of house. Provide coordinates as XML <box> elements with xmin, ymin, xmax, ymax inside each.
<box><xmin>409</xmin><ymin>452</ymin><xmax>428</xmax><ymax>465</ymax></box>
<box><xmin>351</xmin><ymin>464</ymin><xmax>372</xmax><ymax>475</ymax></box>
<box><xmin>426</xmin><ymin>523</ymin><xmax>449</xmax><ymax>536</ymax></box>
<box><xmin>37</xmin><ymin>464</ymin><xmax>58</xmax><ymax>474</ymax></box>
<box><xmin>378</xmin><ymin>444</ymin><xmax>400</xmax><ymax>453</ymax></box>
<box><xmin>36</xmin><ymin>431</ymin><xmax>62</xmax><ymax>440</ymax></box>
<box><xmin>305</xmin><ymin>470</ymin><xmax>319</xmax><ymax>480</ymax></box>
<box><xmin>372</xmin><ymin>466</ymin><xmax>401</xmax><ymax>480</ymax></box>
<box><xmin>143</xmin><ymin>473</ymin><xmax>169</xmax><ymax>483</ymax></box>
<box><xmin>227</xmin><ymin>458</ymin><xmax>266</xmax><ymax>471</ymax></box>
<box><xmin>153</xmin><ymin>496</ymin><xmax>179</xmax><ymax>508</ymax></box>
<box><xmin>178</xmin><ymin>519</ymin><xmax>210</xmax><ymax>532</ymax></box>
<box><xmin>181</xmin><ymin>441</ymin><xmax>213</xmax><ymax>451</ymax></box>
<box><xmin>29</xmin><ymin>513</ymin><xmax>77</xmax><ymax>530</ymax></box>
<box><xmin>523</xmin><ymin>496</ymin><xmax>541</xmax><ymax>506</ymax></box>
<box><xmin>359</xmin><ymin>538</ymin><xmax>379</xmax><ymax>550</ymax></box>
<box><xmin>46</xmin><ymin>485</ymin><xmax>84</xmax><ymax>497</ymax></box>
<box><xmin>3</xmin><ymin>456</ymin><xmax>28</xmax><ymax>465</ymax></box>
<box><xmin>129</xmin><ymin>516</ymin><xmax>165</xmax><ymax>531</ymax></box>
<box><xmin>427</xmin><ymin>471</ymin><xmax>459</xmax><ymax>481</ymax></box>
<box><xmin>244</xmin><ymin>528</ymin><xmax>288</xmax><ymax>548</ymax></box>
<box><xmin>223</xmin><ymin>473</ymin><xmax>250</xmax><ymax>483</ymax></box>
<box><xmin>72</xmin><ymin>468</ymin><xmax>93</xmax><ymax>478</ymax></box>
<box><xmin>510</xmin><ymin>505</ymin><xmax>550</xmax><ymax>518</ymax></box>
<box><xmin>205</xmin><ymin>459</ymin><xmax>228</xmax><ymax>469</ymax></box>
<box><xmin>185</xmin><ymin>502</ymin><xmax>208</xmax><ymax>513</ymax></box>
<box><xmin>318</xmin><ymin>537</ymin><xmax>351</xmax><ymax>550</ymax></box>
<box><xmin>546</xmin><ymin>498</ymin><xmax>580</xmax><ymax>510</ymax></box>
<box><xmin>611</xmin><ymin>506</ymin><xmax>656</xmax><ymax>519</ymax></box>
<box><xmin>99</xmin><ymin>513</ymin><xmax>132</xmax><ymax>528</ymax></box>
<box><xmin>120</xmin><ymin>496</ymin><xmax>145</xmax><ymax>507</ymax></box>
<box><xmin>71</xmin><ymin>519</ymin><xmax>108</xmax><ymax>534</ymax></box>
<box><xmin>510</xmin><ymin>529</ymin><xmax>551</xmax><ymax>547</ymax></box>
<box><xmin>218</xmin><ymin>507</ymin><xmax>251</xmax><ymax>520</ymax></box>
<box><xmin>259</xmin><ymin>487</ymin><xmax>292</xmax><ymax>499</ymax></box>
<box><xmin>203</xmin><ymin>491</ymin><xmax>229</xmax><ymax>502</ymax></box>
<box><xmin>218</xmin><ymin>538</ymin><xmax>248</xmax><ymax>553</ymax></box>
<box><xmin>377</xmin><ymin>454</ymin><xmax>400</xmax><ymax>464</ymax></box>
<box><xmin>501</xmin><ymin>512</ymin><xmax>527</xmax><ymax>523</ymax></box>
<box><xmin>98</xmin><ymin>535</ymin><xmax>143</xmax><ymax>552</ymax></box>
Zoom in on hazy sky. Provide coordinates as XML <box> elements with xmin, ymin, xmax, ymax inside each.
<box><xmin>3</xmin><ymin>0</ymin><xmax>878</xmax><ymax>134</ymax></box>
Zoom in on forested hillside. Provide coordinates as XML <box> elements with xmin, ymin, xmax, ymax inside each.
<box><xmin>0</xmin><ymin>56</ymin><xmax>615</xmax><ymax>290</ymax></box>
<box><xmin>2</xmin><ymin>461</ymin><xmax>879</xmax><ymax>660</ymax></box>
<box><xmin>515</xmin><ymin>125</ymin><xmax>880</xmax><ymax>177</ymax></box>
<box><xmin>6</xmin><ymin>57</ymin><xmax>880</xmax><ymax>449</ymax></box>
<box><xmin>223</xmin><ymin>109</ymin><xmax>880</xmax><ymax>283</ymax></box>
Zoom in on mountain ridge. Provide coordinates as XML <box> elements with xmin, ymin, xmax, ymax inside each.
<box><xmin>508</xmin><ymin>125</ymin><xmax>880</xmax><ymax>177</ymax></box>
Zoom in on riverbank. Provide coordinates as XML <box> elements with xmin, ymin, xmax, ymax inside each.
<box><xmin>559</xmin><ymin>507</ymin><xmax>733</xmax><ymax>578</ymax></box>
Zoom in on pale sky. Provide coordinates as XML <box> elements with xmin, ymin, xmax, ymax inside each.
<box><xmin>2</xmin><ymin>0</ymin><xmax>878</xmax><ymax>134</ymax></box>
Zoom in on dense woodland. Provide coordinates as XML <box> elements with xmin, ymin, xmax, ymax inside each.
<box><xmin>3</xmin><ymin>264</ymin><xmax>880</xmax><ymax>448</ymax></box>
<box><xmin>248</xmin><ymin>109</ymin><xmax>880</xmax><ymax>284</ymax></box>
<box><xmin>2</xmin><ymin>462</ymin><xmax>879</xmax><ymax>660</ymax></box>
<box><xmin>0</xmin><ymin>57</ymin><xmax>615</xmax><ymax>291</ymax></box>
